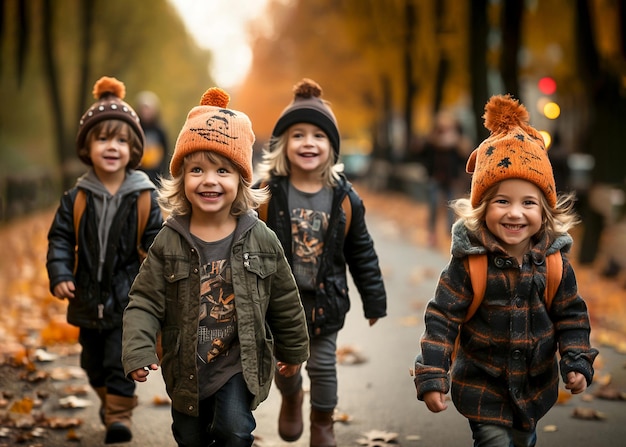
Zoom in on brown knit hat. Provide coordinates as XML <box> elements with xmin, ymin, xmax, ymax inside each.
<box><xmin>467</xmin><ymin>94</ymin><xmax>556</xmax><ymax>207</ymax></box>
<box><xmin>272</xmin><ymin>78</ymin><xmax>340</xmax><ymax>160</ymax></box>
<box><xmin>76</xmin><ymin>76</ymin><xmax>145</xmax><ymax>168</ymax></box>
<box><xmin>170</xmin><ymin>87</ymin><xmax>254</xmax><ymax>182</ymax></box>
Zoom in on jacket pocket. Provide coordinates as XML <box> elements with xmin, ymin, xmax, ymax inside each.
<box><xmin>243</xmin><ymin>252</ymin><xmax>277</xmax><ymax>278</ymax></box>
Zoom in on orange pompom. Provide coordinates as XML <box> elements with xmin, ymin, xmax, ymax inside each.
<box><xmin>200</xmin><ymin>88</ymin><xmax>230</xmax><ymax>108</ymax></box>
<box><xmin>293</xmin><ymin>78</ymin><xmax>322</xmax><ymax>99</ymax></box>
<box><xmin>92</xmin><ymin>76</ymin><xmax>126</xmax><ymax>100</ymax></box>
<box><xmin>483</xmin><ymin>94</ymin><xmax>529</xmax><ymax>134</ymax></box>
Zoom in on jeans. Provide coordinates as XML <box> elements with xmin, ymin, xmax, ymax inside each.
<box><xmin>171</xmin><ymin>373</ymin><xmax>255</xmax><ymax>447</ymax></box>
<box><xmin>470</xmin><ymin>422</ymin><xmax>537</xmax><ymax>447</ymax></box>
<box><xmin>275</xmin><ymin>331</ymin><xmax>338</xmax><ymax>412</ymax></box>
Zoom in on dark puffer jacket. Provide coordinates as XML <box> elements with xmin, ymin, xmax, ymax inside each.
<box><xmin>47</xmin><ymin>185</ymin><xmax>162</xmax><ymax>329</ymax></box>
<box><xmin>259</xmin><ymin>175</ymin><xmax>387</xmax><ymax>336</ymax></box>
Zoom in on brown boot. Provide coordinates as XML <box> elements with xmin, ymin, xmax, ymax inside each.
<box><xmin>93</xmin><ymin>387</ymin><xmax>107</xmax><ymax>425</ymax></box>
<box><xmin>104</xmin><ymin>394</ymin><xmax>137</xmax><ymax>444</ymax></box>
<box><xmin>310</xmin><ymin>408</ymin><xmax>336</xmax><ymax>447</ymax></box>
<box><xmin>278</xmin><ymin>388</ymin><xmax>304</xmax><ymax>441</ymax></box>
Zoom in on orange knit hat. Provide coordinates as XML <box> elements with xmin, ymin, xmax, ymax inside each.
<box><xmin>467</xmin><ymin>94</ymin><xmax>556</xmax><ymax>207</ymax></box>
<box><xmin>170</xmin><ymin>87</ymin><xmax>254</xmax><ymax>182</ymax></box>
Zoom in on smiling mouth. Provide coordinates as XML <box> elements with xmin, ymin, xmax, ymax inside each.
<box><xmin>200</xmin><ymin>192</ymin><xmax>220</xmax><ymax>197</ymax></box>
<box><xmin>503</xmin><ymin>224</ymin><xmax>525</xmax><ymax>230</ymax></box>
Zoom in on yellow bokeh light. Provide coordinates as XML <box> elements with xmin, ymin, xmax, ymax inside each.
<box><xmin>543</xmin><ymin>102</ymin><xmax>561</xmax><ymax>119</ymax></box>
<box><xmin>540</xmin><ymin>130</ymin><xmax>552</xmax><ymax>148</ymax></box>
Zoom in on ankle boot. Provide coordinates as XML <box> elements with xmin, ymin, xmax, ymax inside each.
<box><xmin>278</xmin><ymin>388</ymin><xmax>304</xmax><ymax>441</ymax></box>
<box><xmin>104</xmin><ymin>394</ymin><xmax>137</xmax><ymax>444</ymax></box>
<box><xmin>93</xmin><ymin>387</ymin><xmax>107</xmax><ymax>425</ymax></box>
<box><xmin>310</xmin><ymin>408</ymin><xmax>336</xmax><ymax>447</ymax></box>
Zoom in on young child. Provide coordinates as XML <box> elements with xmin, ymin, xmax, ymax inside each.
<box><xmin>121</xmin><ymin>87</ymin><xmax>309</xmax><ymax>447</ymax></box>
<box><xmin>413</xmin><ymin>94</ymin><xmax>599</xmax><ymax>446</ymax></box>
<box><xmin>46</xmin><ymin>76</ymin><xmax>163</xmax><ymax>444</ymax></box>
<box><xmin>255</xmin><ymin>78</ymin><xmax>387</xmax><ymax>447</ymax></box>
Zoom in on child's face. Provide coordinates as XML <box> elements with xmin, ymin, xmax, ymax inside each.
<box><xmin>285</xmin><ymin>123</ymin><xmax>331</xmax><ymax>176</ymax></box>
<box><xmin>485</xmin><ymin>179</ymin><xmax>544</xmax><ymax>257</ymax></box>
<box><xmin>183</xmin><ymin>152</ymin><xmax>239</xmax><ymax>218</ymax></box>
<box><xmin>88</xmin><ymin>127</ymin><xmax>131</xmax><ymax>177</ymax></box>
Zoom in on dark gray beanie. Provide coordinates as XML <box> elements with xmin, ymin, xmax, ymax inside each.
<box><xmin>271</xmin><ymin>78</ymin><xmax>340</xmax><ymax>160</ymax></box>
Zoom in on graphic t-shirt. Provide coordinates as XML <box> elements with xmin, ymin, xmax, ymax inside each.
<box><xmin>288</xmin><ymin>184</ymin><xmax>332</xmax><ymax>291</ymax></box>
<box><xmin>191</xmin><ymin>232</ymin><xmax>242</xmax><ymax>399</ymax></box>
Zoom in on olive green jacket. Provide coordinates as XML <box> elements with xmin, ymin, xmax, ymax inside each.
<box><xmin>122</xmin><ymin>211</ymin><xmax>309</xmax><ymax>415</ymax></box>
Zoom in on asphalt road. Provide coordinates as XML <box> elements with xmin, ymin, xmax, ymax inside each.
<box><xmin>10</xmin><ymin>212</ymin><xmax>626</xmax><ymax>447</ymax></box>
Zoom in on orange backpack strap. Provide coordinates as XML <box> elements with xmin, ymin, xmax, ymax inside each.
<box><xmin>544</xmin><ymin>252</ymin><xmax>563</xmax><ymax>310</ymax></box>
<box><xmin>256</xmin><ymin>181</ymin><xmax>269</xmax><ymax>223</ymax></box>
<box><xmin>136</xmin><ymin>190</ymin><xmax>152</xmax><ymax>261</ymax></box>
<box><xmin>465</xmin><ymin>254</ymin><xmax>488</xmax><ymax>322</ymax></box>
<box><xmin>341</xmin><ymin>194</ymin><xmax>352</xmax><ymax>237</ymax></box>
<box><xmin>73</xmin><ymin>189</ymin><xmax>87</xmax><ymax>244</ymax></box>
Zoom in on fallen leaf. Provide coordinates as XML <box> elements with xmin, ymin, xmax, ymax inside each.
<box><xmin>571</xmin><ymin>407</ymin><xmax>607</xmax><ymax>421</ymax></box>
<box><xmin>336</xmin><ymin>345</ymin><xmax>368</xmax><ymax>365</ymax></box>
<box><xmin>356</xmin><ymin>429</ymin><xmax>399</xmax><ymax>446</ymax></box>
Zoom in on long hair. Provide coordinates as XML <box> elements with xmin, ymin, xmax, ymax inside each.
<box><xmin>158</xmin><ymin>151</ymin><xmax>269</xmax><ymax>217</ymax></box>
<box><xmin>255</xmin><ymin>133</ymin><xmax>344</xmax><ymax>187</ymax></box>
<box><xmin>451</xmin><ymin>181</ymin><xmax>580</xmax><ymax>237</ymax></box>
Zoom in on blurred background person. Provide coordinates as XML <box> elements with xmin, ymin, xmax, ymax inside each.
<box><xmin>135</xmin><ymin>91</ymin><xmax>170</xmax><ymax>187</ymax></box>
<box><xmin>418</xmin><ymin>111</ymin><xmax>471</xmax><ymax>247</ymax></box>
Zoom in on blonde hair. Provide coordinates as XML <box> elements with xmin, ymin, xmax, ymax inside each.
<box><xmin>451</xmin><ymin>181</ymin><xmax>580</xmax><ymax>238</ymax></box>
<box><xmin>255</xmin><ymin>133</ymin><xmax>344</xmax><ymax>188</ymax></box>
<box><xmin>79</xmin><ymin>120</ymin><xmax>143</xmax><ymax>169</ymax></box>
<box><xmin>158</xmin><ymin>151</ymin><xmax>269</xmax><ymax>217</ymax></box>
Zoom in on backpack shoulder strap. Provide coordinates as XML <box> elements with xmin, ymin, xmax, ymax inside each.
<box><xmin>465</xmin><ymin>254</ymin><xmax>488</xmax><ymax>322</ymax></box>
<box><xmin>545</xmin><ymin>252</ymin><xmax>563</xmax><ymax>310</ymax></box>
<box><xmin>256</xmin><ymin>181</ymin><xmax>269</xmax><ymax>223</ymax></box>
<box><xmin>136</xmin><ymin>190</ymin><xmax>152</xmax><ymax>261</ymax></box>
<box><xmin>73</xmin><ymin>189</ymin><xmax>87</xmax><ymax>243</ymax></box>
<box><xmin>342</xmin><ymin>193</ymin><xmax>352</xmax><ymax>237</ymax></box>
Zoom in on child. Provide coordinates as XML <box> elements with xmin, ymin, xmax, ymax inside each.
<box><xmin>255</xmin><ymin>78</ymin><xmax>387</xmax><ymax>447</ymax></box>
<box><xmin>413</xmin><ymin>94</ymin><xmax>599</xmax><ymax>447</ymax></box>
<box><xmin>121</xmin><ymin>87</ymin><xmax>309</xmax><ymax>447</ymax></box>
<box><xmin>46</xmin><ymin>76</ymin><xmax>163</xmax><ymax>444</ymax></box>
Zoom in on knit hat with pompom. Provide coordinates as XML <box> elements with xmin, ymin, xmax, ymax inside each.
<box><xmin>272</xmin><ymin>78</ymin><xmax>340</xmax><ymax>160</ymax></box>
<box><xmin>76</xmin><ymin>76</ymin><xmax>145</xmax><ymax>168</ymax></box>
<box><xmin>466</xmin><ymin>94</ymin><xmax>556</xmax><ymax>207</ymax></box>
<box><xmin>170</xmin><ymin>87</ymin><xmax>254</xmax><ymax>182</ymax></box>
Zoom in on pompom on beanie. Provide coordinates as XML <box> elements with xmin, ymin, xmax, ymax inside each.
<box><xmin>467</xmin><ymin>94</ymin><xmax>557</xmax><ymax>208</ymax></box>
<box><xmin>272</xmin><ymin>78</ymin><xmax>340</xmax><ymax>161</ymax></box>
<box><xmin>76</xmin><ymin>76</ymin><xmax>145</xmax><ymax>168</ymax></box>
<box><xmin>170</xmin><ymin>87</ymin><xmax>254</xmax><ymax>182</ymax></box>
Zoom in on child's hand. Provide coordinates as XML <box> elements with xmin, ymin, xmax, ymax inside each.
<box><xmin>423</xmin><ymin>391</ymin><xmax>448</xmax><ymax>413</ymax></box>
<box><xmin>53</xmin><ymin>281</ymin><xmax>76</xmax><ymax>299</ymax></box>
<box><xmin>277</xmin><ymin>362</ymin><xmax>300</xmax><ymax>377</ymax></box>
<box><xmin>368</xmin><ymin>318</ymin><xmax>379</xmax><ymax>327</ymax></box>
<box><xmin>129</xmin><ymin>364</ymin><xmax>159</xmax><ymax>383</ymax></box>
<box><xmin>565</xmin><ymin>371</ymin><xmax>587</xmax><ymax>394</ymax></box>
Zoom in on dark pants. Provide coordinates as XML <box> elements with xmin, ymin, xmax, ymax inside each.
<box><xmin>470</xmin><ymin>422</ymin><xmax>537</xmax><ymax>447</ymax></box>
<box><xmin>171</xmin><ymin>373</ymin><xmax>255</xmax><ymax>447</ymax></box>
<box><xmin>79</xmin><ymin>326</ymin><xmax>135</xmax><ymax>397</ymax></box>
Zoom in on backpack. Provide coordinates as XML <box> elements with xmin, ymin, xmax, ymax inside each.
<box><xmin>256</xmin><ymin>184</ymin><xmax>352</xmax><ymax>236</ymax></box>
<box><xmin>73</xmin><ymin>189</ymin><xmax>152</xmax><ymax>272</ymax></box>
<box><xmin>452</xmin><ymin>252</ymin><xmax>563</xmax><ymax>360</ymax></box>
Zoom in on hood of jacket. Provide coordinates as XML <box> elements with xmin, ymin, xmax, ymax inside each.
<box><xmin>450</xmin><ymin>220</ymin><xmax>573</xmax><ymax>260</ymax></box>
<box><xmin>75</xmin><ymin>169</ymin><xmax>155</xmax><ymax>280</ymax></box>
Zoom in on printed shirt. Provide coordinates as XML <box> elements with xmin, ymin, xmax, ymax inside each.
<box><xmin>192</xmin><ymin>232</ymin><xmax>242</xmax><ymax>399</ymax></box>
<box><xmin>288</xmin><ymin>184</ymin><xmax>332</xmax><ymax>291</ymax></box>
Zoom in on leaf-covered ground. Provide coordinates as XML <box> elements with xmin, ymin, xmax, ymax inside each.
<box><xmin>0</xmin><ymin>186</ymin><xmax>624</xmax><ymax>446</ymax></box>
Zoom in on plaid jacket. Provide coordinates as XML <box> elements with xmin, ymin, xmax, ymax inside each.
<box><xmin>414</xmin><ymin>222</ymin><xmax>598</xmax><ymax>431</ymax></box>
